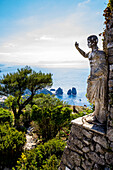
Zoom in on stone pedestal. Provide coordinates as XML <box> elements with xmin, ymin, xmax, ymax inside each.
<box><xmin>59</xmin><ymin>117</ymin><xmax>113</xmax><ymax>170</ymax></box>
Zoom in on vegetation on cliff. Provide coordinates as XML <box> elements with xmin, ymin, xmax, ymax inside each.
<box><xmin>0</xmin><ymin>66</ymin><xmax>52</xmax><ymax>126</ymax></box>
<box><xmin>0</xmin><ymin>66</ymin><xmax>93</xmax><ymax>169</ymax></box>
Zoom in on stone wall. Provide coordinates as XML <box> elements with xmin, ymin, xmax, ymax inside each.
<box><xmin>59</xmin><ymin>7</ymin><xmax>113</xmax><ymax>170</ymax></box>
<box><xmin>59</xmin><ymin>117</ymin><xmax>113</xmax><ymax>170</ymax></box>
<box><xmin>104</xmin><ymin>10</ymin><xmax>113</xmax><ymax>138</ymax></box>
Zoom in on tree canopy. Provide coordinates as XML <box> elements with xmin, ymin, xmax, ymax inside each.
<box><xmin>0</xmin><ymin>66</ymin><xmax>52</xmax><ymax>125</ymax></box>
<box><xmin>31</xmin><ymin>94</ymin><xmax>72</xmax><ymax>141</ymax></box>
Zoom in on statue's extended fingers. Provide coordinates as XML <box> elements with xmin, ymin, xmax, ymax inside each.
<box><xmin>75</xmin><ymin>42</ymin><xmax>79</xmax><ymax>47</ymax></box>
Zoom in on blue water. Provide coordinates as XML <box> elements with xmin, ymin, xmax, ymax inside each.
<box><xmin>0</xmin><ymin>63</ymin><xmax>90</xmax><ymax>106</ymax></box>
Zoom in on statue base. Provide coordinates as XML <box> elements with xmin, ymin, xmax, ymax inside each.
<box><xmin>59</xmin><ymin>116</ymin><xmax>113</xmax><ymax>170</ymax></box>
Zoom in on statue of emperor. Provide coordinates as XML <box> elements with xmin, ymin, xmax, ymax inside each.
<box><xmin>75</xmin><ymin>35</ymin><xmax>108</xmax><ymax>124</ymax></box>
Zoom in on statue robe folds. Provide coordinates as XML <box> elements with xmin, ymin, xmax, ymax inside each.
<box><xmin>87</xmin><ymin>50</ymin><xmax>108</xmax><ymax>123</ymax></box>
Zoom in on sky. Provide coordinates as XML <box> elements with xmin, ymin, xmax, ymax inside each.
<box><xmin>0</xmin><ymin>0</ymin><xmax>108</xmax><ymax>68</ymax></box>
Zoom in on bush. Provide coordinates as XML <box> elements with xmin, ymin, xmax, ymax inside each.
<box><xmin>0</xmin><ymin>108</ymin><xmax>14</xmax><ymax>126</ymax></box>
<box><xmin>15</xmin><ymin>138</ymin><xmax>66</xmax><ymax>169</ymax></box>
<box><xmin>31</xmin><ymin>94</ymin><xmax>72</xmax><ymax>141</ymax></box>
<box><xmin>0</xmin><ymin>123</ymin><xmax>26</xmax><ymax>168</ymax></box>
<box><xmin>41</xmin><ymin>154</ymin><xmax>59</xmax><ymax>170</ymax></box>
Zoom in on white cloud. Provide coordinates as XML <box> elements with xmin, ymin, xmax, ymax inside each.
<box><xmin>40</xmin><ymin>35</ymin><xmax>55</xmax><ymax>41</ymax></box>
<box><xmin>78</xmin><ymin>0</ymin><xmax>90</xmax><ymax>7</ymax></box>
<box><xmin>0</xmin><ymin>1</ymin><xmax>104</xmax><ymax>68</ymax></box>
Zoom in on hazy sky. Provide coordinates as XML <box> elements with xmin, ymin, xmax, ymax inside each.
<box><xmin>0</xmin><ymin>0</ymin><xmax>108</xmax><ymax>68</ymax></box>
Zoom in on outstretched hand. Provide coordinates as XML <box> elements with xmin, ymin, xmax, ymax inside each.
<box><xmin>75</xmin><ymin>42</ymin><xmax>79</xmax><ymax>48</ymax></box>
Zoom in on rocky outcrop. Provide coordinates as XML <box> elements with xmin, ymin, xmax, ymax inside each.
<box><xmin>67</xmin><ymin>87</ymin><xmax>77</xmax><ymax>96</ymax></box>
<box><xmin>67</xmin><ymin>89</ymin><xmax>72</xmax><ymax>95</ymax></box>
<box><xmin>56</xmin><ymin>87</ymin><xmax>63</xmax><ymax>95</ymax></box>
<box><xmin>72</xmin><ymin>87</ymin><xmax>77</xmax><ymax>95</ymax></box>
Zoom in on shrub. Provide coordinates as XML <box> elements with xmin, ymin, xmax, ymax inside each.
<box><xmin>0</xmin><ymin>123</ymin><xmax>26</xmax><ymax>168</ymax></box>
<box><xmin>0</xmin><ymin>108</ymin><xmax>14</xmax><ymax>126</ymax></box>
<box><xmin>31</xmin><ymin>94</ymin><xmax>72</xmax><ymax>141</ymax></box>
<box><xmin>15</xmin><ymin>138</ymin><xmax>66</xmax><ymax>169</ymax></box>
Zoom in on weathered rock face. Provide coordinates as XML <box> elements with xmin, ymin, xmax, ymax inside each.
<box><xmin>103</xmin><ymin>7</ymin><xmax>113</xmax><ymax>149</ymax></box>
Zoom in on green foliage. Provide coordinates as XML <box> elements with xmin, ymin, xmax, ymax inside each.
<box><xmin>41</xmin><ymin>154</ymin><xmax>59</xmax><ymax>170</ymax></box>
<box><xmin>70</xmin><ymin>107</ymin><xmax>93</xmax><ymax>120</ymax></box>
<box><xmin>15</xmin><ymin>138</ymin><xmax>66</xmax><ymax>169</ymax></box>
<box><xmin>0</xmin><ymin>108</ymin><xmax>14</xmax><ymax>126</ymax></box>
<box><xmin>0</xmin><ymin>66</ymin><xmax>52</xmax><ymax>125</ymax></box>
<box><xmin>0</xmin><ymin>123</ymin><xmax>26</xmax><ymax>168</ymax></box>
<box><xmin>5</xmin><ymin>95</ymin><xmax>17</xmax><ymax>110</ymax></box>
<box><xmin>31</xmin><ymin>94</ymin><xmax>72</xmax><ymax>141</ymax></box>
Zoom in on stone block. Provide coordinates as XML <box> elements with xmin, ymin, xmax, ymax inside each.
<box><xmin>109</xmin><ymin>72</ymin><xmax>113</xmax><ymax>79</ymax></box>
<box><xmin>88</xmin><ymin>152</ymin><xmax>105</xmax><ymax>165</ymax></box>
<box><xmin>108</xmin><ymin>44</ymin><xmax>113</xmax><ymax>51</ymax></box>
<box><xmin>75</xmin><ymin>167</ymin><xmax>82</xmax><ymax>170</ymax></box>
<box><xmin>67</xmin><ymin>143</ymin><xmax>83</xmax><ymax>155</ymax></box>
<box><xmin>109</xmin><ymin>120</ymin><xmax>113</xmax><ymax>127</ymax></box>
<box><xmin>96</xmin><ymin>144</ymin><xmax>104</xmax><ymax>154</ymax></box>
<box><xmin>108</xmin><ymin>80</ymin><xmax>113</xmax><ymax>88</ymax></box>
<box><xmin>58</xmin><ymin>165</ymin><xmax>65</xmax><ymax>170</ymax></box>
<box><xmin>82</xmin><ymin>146</ymin><xmax>90</xmax><ymax>153</ymax></box>
<box><xmin>65</xmin><ymin>151</ymin><xmax>81</xmax><ymax>168</ymax></box>
<box><xmin>82</xmin><ymin>129</ymin><xmax>92</xmax><ymax>138</ymax></box>
<box><xmin>61</xmin><ymin>154</ymin><xmax>67</xmax><ymax>165</ymax></box>
<box><xmin>107</xmin><ymin>46</ymin><xmax>113</xmax><ymax>55</ymax></box>
<box><xmin>105</xmin><ymin>152</ymin><xmax>113</xmax><ymax>165</ymax></box>
<box><xmin>83</xmin><ymin>139</ymin><xmax>90</xmax><ymax>146</ymax></box>
<box><xmin>109</xmin><ymin>108</ymin><xmax>113</xmax><ymax>119</ymax></box>
<box><xmin>73</xmin><ymin>137</ymin><xmax>83</xmax><ymax>149</ymax></box>
<box><xmin>72</xmin><ymin>152</ymin><xmax>81</xmax><ymax>166</ymax></box>
<box><xmin>93</xmin><ymin>136</ymin><xmax>108</xmax><ymax>149</ymax></box>
<box><xmin>110</xmin><ymin>64</ymin><xmax>113</xmax><ymax>71</ymax></box>
<box><xmin>82</xmin><ymin>162</ymin><xmax>92</xmax><ymax>170</ymax></box>
<box><xmin>107</xmin><ymin>129</ymin><xmax>113</xmax><ymax>141</ymax></box>
<box><xmin>71</xmin><ymin>125</ymin><xmax>83</xmax><ymax>139</ymax></box>
<box><xmin>110</xmin><ymin>107</ymin><xmax>113</xmax><ymax>113</ymax></box>
<box><xmin>90</xmin><ymin>144</ymin><xmax>94</xmax><ymax>151</ymax></box>
<box><xmin>110</xmin><ymin>142</ymin><xmax>113</xmax><ymax>151</ymax></box>
<box><xmin>64</xmin><ymin>147</ymin><xmax>70</xmax><ymax>155</ymax></box>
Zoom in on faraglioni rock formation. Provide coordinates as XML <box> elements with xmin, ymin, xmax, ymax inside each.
<box><xmin>56</xmin><ymin>87</ymin><xmax>63</xmax><ymax>95</ymax></box>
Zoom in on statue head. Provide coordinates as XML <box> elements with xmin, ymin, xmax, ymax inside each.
<box><xmin>87</xmin><ymin>35</ymin><xmax>98</xmax><ymax>48</ymax></box>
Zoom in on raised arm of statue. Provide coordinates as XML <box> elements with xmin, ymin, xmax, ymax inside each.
<box><xmin>75</xmin><ymin>42</ymin><xmax>88</xmax><ymax>58</ymax></box>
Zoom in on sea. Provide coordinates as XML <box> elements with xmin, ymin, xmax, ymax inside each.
<box><xmin>0</xmin><ymin>63</ymin><xmax>90</xmax><ymax>107</ymax></box>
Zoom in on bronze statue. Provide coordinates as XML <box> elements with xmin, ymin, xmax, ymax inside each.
<box><xmin>75</xmin><ymin>35</ymin><xmax>108</xmax><ymax>124</ymax></box>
